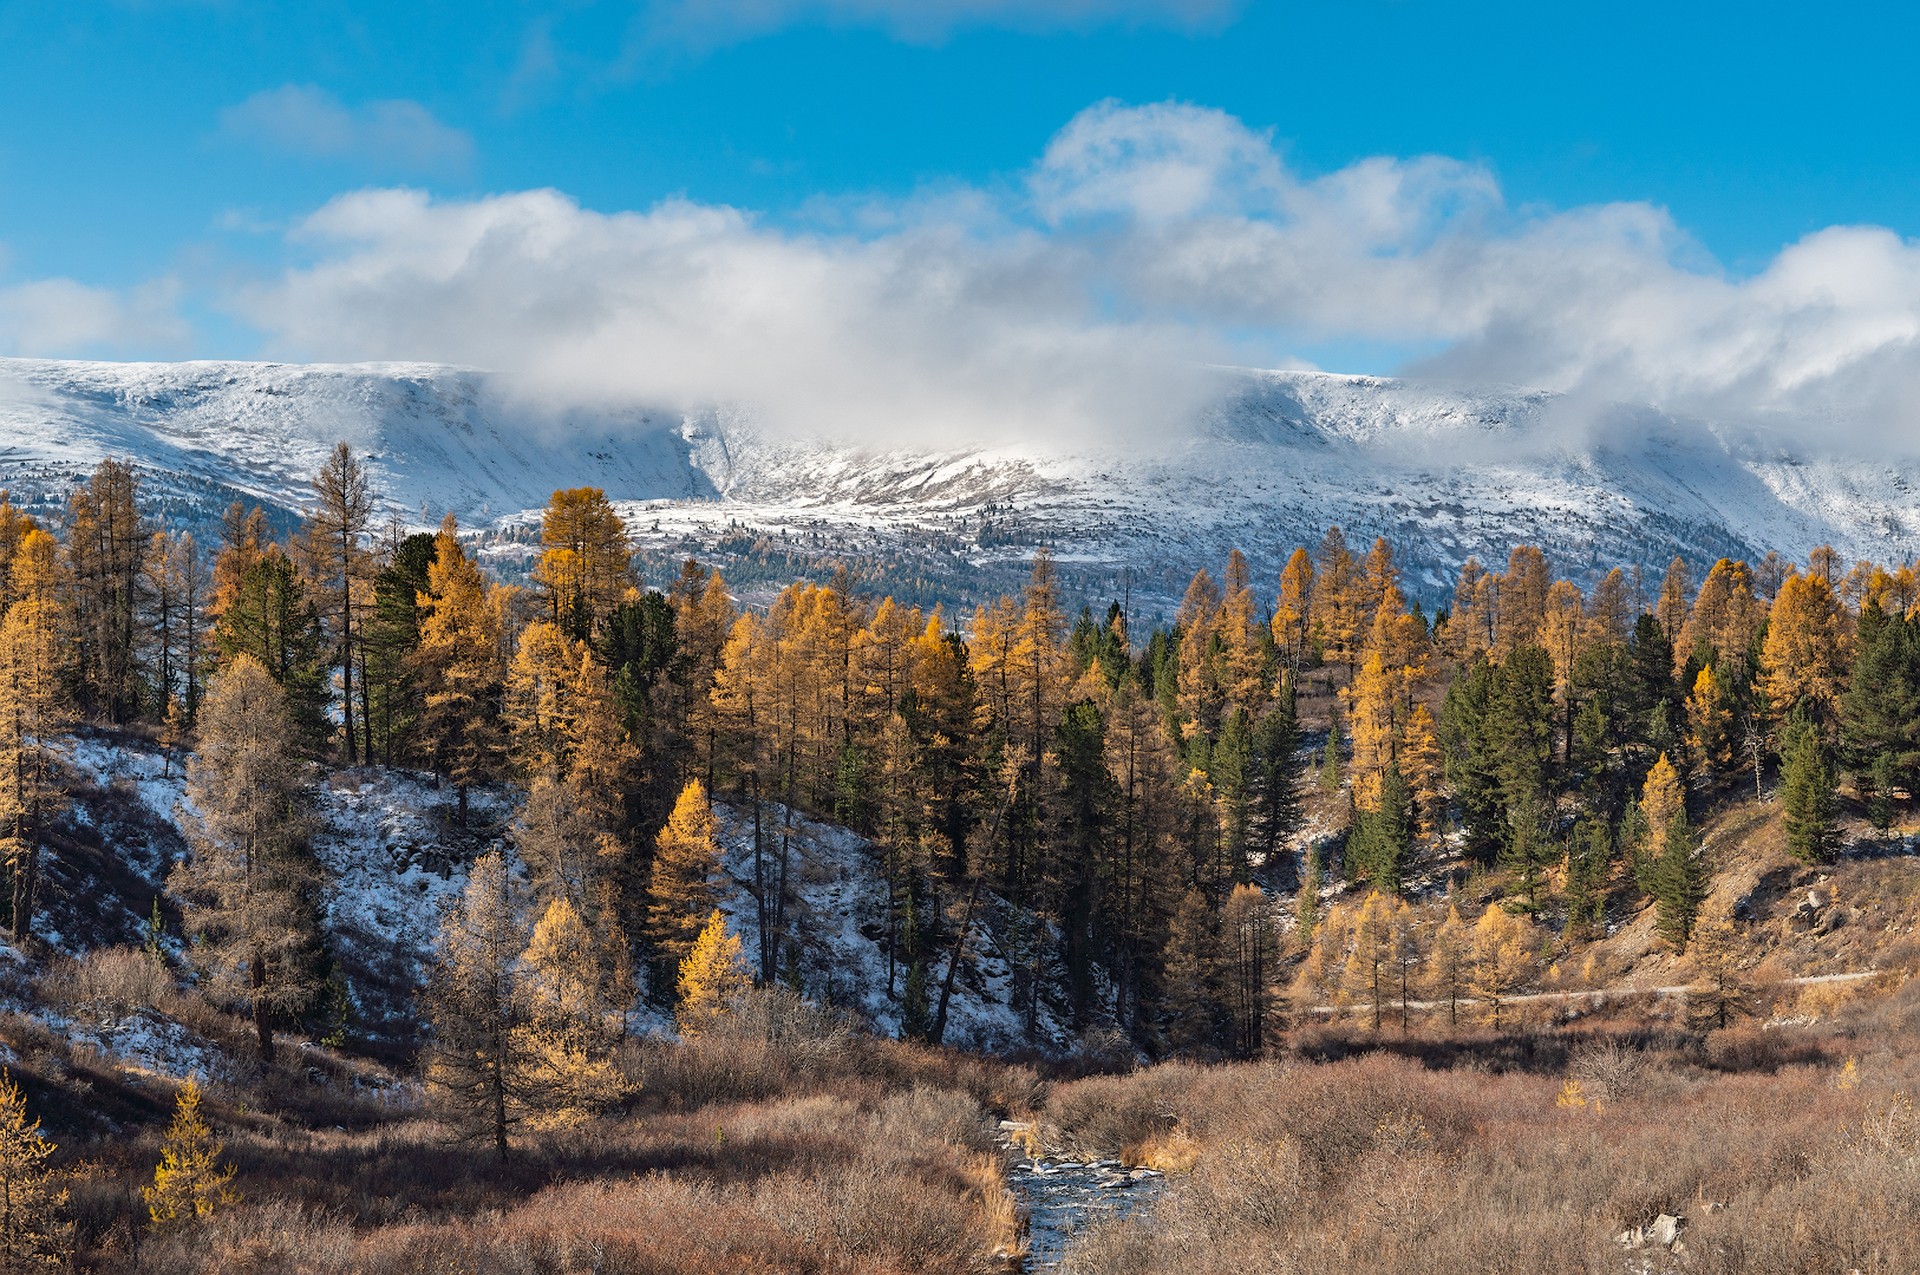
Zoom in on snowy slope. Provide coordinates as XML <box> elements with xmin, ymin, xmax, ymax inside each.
<box><xmin>8</xmin><ymin>356</ymin><xmax>1920</xmax><ymax>614</ymax></box>
<box><xmin>0</xmin><ymin>358</ymin><xmax>714</xmax><ymax>531</ymax></box>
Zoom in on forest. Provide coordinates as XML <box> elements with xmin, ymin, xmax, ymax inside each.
<box><xmin>1</xmin><ymin>447</ymin><xmax>1917</xmax><ymax>1270</ymax></box>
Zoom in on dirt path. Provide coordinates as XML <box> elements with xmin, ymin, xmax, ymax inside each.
<box><xmin>1310</xmin><ymin>968</ymin><xmax>1883</xmax><ymax>1016</ymax></box>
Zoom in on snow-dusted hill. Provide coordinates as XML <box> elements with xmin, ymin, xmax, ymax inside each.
<box><xmin>5</xmin><ymin>355</ymin><xmax>1919</xmax><ymax>614</ymax></box>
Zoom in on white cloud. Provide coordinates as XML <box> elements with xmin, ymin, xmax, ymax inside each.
<box><xmin>219</xmin><ymin>85</ymin><xmax>473</xmax><ymax>174</ymax></box>
<box><xmin>640</xmin><ymin>0</ymin><xmax>1240</xmax><ymax>46</ymax></box>
<box><xmin>0</xmin><ymin>276</ymin><xmax>190</xmax><ymax>358</ymax></box>
<box><xmin>198</xmin><ymin>98</ymin><xmax>1920</xmax><ymax>452</ymax></box>
<box><xmin>239</xmin><ymin>186</ymin><xmax>1218</xmax><ymax>445</ymax></box>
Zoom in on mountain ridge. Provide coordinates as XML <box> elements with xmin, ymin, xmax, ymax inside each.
<box><xmin>3</xmin><ymin>355</ymin><xmax>1915</xmax><ymax>615</ymax></box>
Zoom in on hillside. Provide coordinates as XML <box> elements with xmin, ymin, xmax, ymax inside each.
<box><xmin>8</xmin><ymin>357</ymin><xmax>1920</xmax><ymax>616</ymax></box>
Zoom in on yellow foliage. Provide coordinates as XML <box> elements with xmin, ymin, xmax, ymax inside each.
<box><xmin>676</xmin><ymin>909</ymin><xmax>752</xmax><ymax>1036</ymax></box>
<box><xmin>142</xmin><ymin>1077</ymin><xmax>237</xmax><ymax>1229</ymax></box>
<box><xmin>0</xmin><ymin>1069</ymin><xmax>67</xmax><ymax>1267</ymax></box>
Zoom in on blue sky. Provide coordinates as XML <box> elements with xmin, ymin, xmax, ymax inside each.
<box><xmin>4</xmin><ymin>1</ymin><xmax>1920</xmax><ymax>441</ymax></box>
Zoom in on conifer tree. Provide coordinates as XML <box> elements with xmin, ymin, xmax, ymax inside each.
<box><xmin>1688</xmin><ymin>905</ymin><xmax>1749</xmax><ymax>1029</ymax></box>
<box><xmin>647</xmin><ymin>779</ymin><xmax>727</xmax><ymax>974</ymax></box>
<box><xmin>515</xmin><ymin>895</ymin><xmax>626</xmax><ymax>1125</ymax></box>
<box><xmin>142</xmin><ymin>1077</ymin><xmax>237</xmax><ymax>1229</ymax></box>
<box><xmin>1469</xmin><ymin>904</ymin><xmax>1536</xmax><ymax>1030</ymax></box>
<box><xmin>676</xmin><ymin>909</ymin><xmax>751</xmax><ymax>1036</ymax></box>
<box><xmin>301</xmin><ymin>443</ymin><xmax>375</xmax><ymax>763</ymax></box>
<box><xmin>170</xmin><ymin>655</ymin><xmax>322</xmax><ymax>1062</ymax></box>
<box><xmin>1656</xmin><ymin>557</ymin><xmax>1692</xmax><ymax>641</ymax></box>
<box><xmin>1428</xmin><ymin>901</ymin><xmax>1471</xmax><ymax>1027</ymax></box>
<box><xmin>1271</xmin><ymin>547</ymin><xmax>1314</xmax><ymax>675</ymax></box>
<box><xmin>1246</xmin><ymin>691</ymin><xmax>1302</xmax><ymax>872</ymax></box>
<box><xmin>534</xmin><ymin>487</ymin><xmax>635</xmax><ymax>640</ymax></box>
<box><xmin>414</xmin><ymin>516</ymin><xmax>505</xmax><ymax>823</ymax></box>
<box><xmin>1103</xmin><ymin>682</ymin><xmax>1181</xmax><ymax>1034</ymax></box>
<box><xmin>1160</xmin><ymin>887</ymin><xmax>1218</xmax><ymax>1054</ymax></box>
<box><xmin>1401</xmin><ymin>703</ymin><xmax>1444</xmax><ymax>840</ymax></box>
<box><xmin>211</xmin><ymin>547</ymin><xmax>329</xmax><ymax>742</ymax></box>
<box><xmin>1652</xmin><ymin>814</ymin><xmax>1706</xmax><ymax>949</ymax></box>
<box><xmin>423</xmin><ymin>852</ymin><xmax>527</xmax><ymax>1161</ymax></box>
<box><xmin>0</xmin><ymin>530</ymin><xmax>71</xmax><ymax>943</ymax></box>
<box><xmin>1686</xmin><ymin>664</ymin><xmax>1735</xmax><ymax>788</ymax></box>
<box><xmin>1343</xmin><ymin>890</ymin><xmax>1397</xmax><ymax>1031</ymax></box>
<box><xmin>0</xmin><ymin>1070</ymin><xmax>67</xmax><ymax>1267</ymax></box>
<box><xmin>1312</xmin><ymin>528</ymin><xmax>1363</xmax><ymax>677</ymax></box>
<box><xmin>1222</xmin><ymin>883</ymin><xmax>1279</xmax><ymax>1056</ymax></box>
<box><xmin>1640</xmin><ymin>752</ymin><xmax>1686</xmax><ymax>851</ymax></box>
<box><xmin>1779</xmin><ymin>710</ymin><xmax>1837</xmax><ymax>864</ymax></box>
<box><xmin>64</xmin><ymin>458</ymin><xmax>147</xmax><ymax>723</ymax></box>
<box><xmin>1295</xmin><ymin>841</ymin><xmax>1322</xmax><ymax>944</ymax></box>
<box><xmin>1759</xmin><ymin>569</ymin><xmax>1849</xmax><ymax>730</ymax></box>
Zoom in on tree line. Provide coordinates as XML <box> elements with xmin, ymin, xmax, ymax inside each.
<box><xmin>0</xmin><ymin>450</ymin><xmax>1900</xmax><ymax>1097</ymax></box>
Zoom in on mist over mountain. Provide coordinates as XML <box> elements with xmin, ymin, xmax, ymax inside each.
<box><xmin>4</xmin><ymin>354</ymin><xmax>1917</xmax><ymax>616</ymax></box>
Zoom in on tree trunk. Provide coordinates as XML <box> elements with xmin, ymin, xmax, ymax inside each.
<box><xmin>251</xmin><ymin>947</ymin><xmax>276</xmax><ymax>1063</ymax></box>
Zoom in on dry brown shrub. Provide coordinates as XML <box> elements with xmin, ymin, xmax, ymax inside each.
<box><xmin>37</xmin><ymin>946</ymin><xmax>174</xmax><ymax>1021</ymax></box>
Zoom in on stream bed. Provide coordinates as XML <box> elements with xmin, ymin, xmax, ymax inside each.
<box><xmin>999</xmin><ymin>1132</ymin><xmax>1165</xmax><ymax>1270</ymax></box>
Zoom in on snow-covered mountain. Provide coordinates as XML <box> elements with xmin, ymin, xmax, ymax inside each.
<box><xmin>4</xmin><ymin>355</ymin><xmax>1918</xmax><ymax>615</ymax></box>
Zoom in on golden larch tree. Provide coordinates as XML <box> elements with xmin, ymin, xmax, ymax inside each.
<box><xmin>414</xmin><ymin>515</ymin><xmax>505</xmax><ymax>822</ymax></box>
<box><xmin>533</xmin><ymin>487</ymin><xmax>635</xmax><ymax>638</ymax></box>
<box><xmin>1469</xmin><ymin>905</ymin><xmax>1537</xmax><ymax>1030</ymax></box>
<box><xmin>1271</xmin><ymin>546</ymin><xmax>1314</xmax><ymax>674</ymax></box>
<box><xmin>0</xmin><ymin>529</ymin><xmax>71</xmax><ymax>943</ymax></box>
<box><xmin>142</xmin><ymin>1077</ymin><xmax>237</xmax><ymax>1229</ymax></box>
<box><xmin>422</xmin><ymin>851</ymin><xmax>527</xmax><ymax>1162</ymax></box>
<box><xmin>1641</xmin><ymin>752</ymin><xmax>1685</xmax><ymax>851</ymax></box>
<box><xmin>1758</xmin><ymin>569</ymin><xmax>1848</xmax><ymax>729</ymax></box>
<box><xmin>676</xmin><ymin>909</ymin><xmax>752</xmax><ymax>1036</ymax></box>
<box><xmin>647</xmin><ymin>779</ymin><xmax>727</xmax><ymax>970</ymax></box>
<box><xmin>0</xmin><ymin>1069</ymin><xmax>67</xmax><ymax>1266</ymax></box>
<box><xmin>169</xmin><ymin>655</ymin><xmax>320</xmax><ymax>1063</ymax></box>
<box><xmin>514</xmin><ymin>895</ymin><xmax>628</xmax><ymax>1125</ymax></box>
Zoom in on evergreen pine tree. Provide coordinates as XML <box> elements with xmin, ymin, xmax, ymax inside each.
<box><xmin>1780</xmin><ymin>710</ymin><xmax>1837</xmax><ymax>864</ymax></box>
<box><xmin>1652</xmin><ymin>814</ymin><xmax>1706</xmax><ymax>949</ymax></box>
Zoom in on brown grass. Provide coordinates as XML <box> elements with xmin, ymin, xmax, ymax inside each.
<box><xmin>1058</xmin><ymin>1013</ymin><xmax>1920</xmax><ymax>1275</ymax></box>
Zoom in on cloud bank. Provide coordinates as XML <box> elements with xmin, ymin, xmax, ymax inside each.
<box><xmin>16</xmin><ymin>99</ymin><xmax>1920</xmax><ymax>450</ymax></box>
<box><xmin>219</xmin><ymin>85</ymin><xmax>473</xmax><ymax>175</ymax></box>
<box><xmin>227</xmin><ymin>100</ymin><xmax>1920</xmax><ymax>449</ymax></box>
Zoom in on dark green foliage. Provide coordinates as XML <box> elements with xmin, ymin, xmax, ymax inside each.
<box><xmin>1500</xmin><ymin>796</ymin><xmax>1552</xmax><ymax>917</ymax></box>
<box><xmin>1652</xmin><ymin>813</ymin><xmax>1706</xmax><ymax>948</ymax></box>
<box><xmin>1246</xmin><ymin>689</ymin><xmax>1302</xmax><ymax>880</ymax></box>
<box><xmin>1068</xmin><ymin>603</ymin><xmax>1129</xmax><ymax>687</ymax></box>
<box><xmin>1440</xmin><ymin>647</ymin><xmax>1556</xmax><ymax>867</ymax></box>
<box><xmin>1440</xmin><ymin>655</ymin><xmax>1503</xmax><ymax>862</ymax></box>
<box><xmin>363</xmin><ymin>531</ymin><xmax>435</xmax><ymax>764</ymax></box>
<box><xmin>1348</xmin><ymin>762</ymin><xmax>1414</xmax><ymax>896</ymax></box>
<box><xmin>213</xmin><ymin>552</ymin><xmax>329</xmax><ymax>745</ymax></box>
<box><xmin>1780</xmin><ymin>710</ymin><xmax>1837</xmax><ymax>864</ymax></box>
<box><xmin>1842</xmin><ymin>600</ymin><xmax>1920</xmax><ymax>807</ymax></box>
<box><xmin>1869</xmin><ymin>751</ymin><xmax>1895</xmax><ymax>833</ymax></box>
<box><xmin>1564</xmin><ymin>818</ymin><xmax>1611</xmax><ymax>936</ymax></box>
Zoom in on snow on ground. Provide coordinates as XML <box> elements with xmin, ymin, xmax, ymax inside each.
<box><xmin>310</xmin><ymin>770</ymin><xmax>513</xmax><ymax>1046</ymax></box>
<box><xmin>711</xmin><ymin>803</ymin><xmax>1082</xmax><ymax>1054</ymax></box>
<box><xmin>13</xmin><ymin>356</ymin><xmax>1920</xmax><ymax>623</ymax></box>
